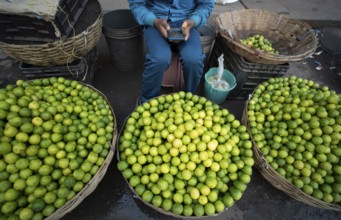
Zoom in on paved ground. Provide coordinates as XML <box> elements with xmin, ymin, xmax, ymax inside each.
<box><xmin>0</xmin><ymin>0</ymin><xmax>341</xmax><ymax>219</ymax></box>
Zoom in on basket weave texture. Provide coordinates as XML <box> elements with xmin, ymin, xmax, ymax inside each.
<box><xmin>45</xmin><ymin>83</ymin><xmax>117</xmax><ymax>219</ymax></box>
<box><xmin>0</xmin><ymin>12</ymin><xmax>102</xmax><ymax>67</ymax></box>
<box><xmin>241</xmin><ymin>97</ymin><xmax>341</xmax><ymax>211</ymax></box>
<box><xmin>216</xmin><ymin>9</ymin><xmax>318</xmax><ymax>64</ymax></box>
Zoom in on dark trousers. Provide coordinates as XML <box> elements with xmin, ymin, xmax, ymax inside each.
<box><xmin>141</xmin><ymin>25</ymin><xmax>205</xmax><ymax>103</ymax></box>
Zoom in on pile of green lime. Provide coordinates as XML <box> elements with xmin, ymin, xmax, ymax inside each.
<box><xmin>118</xmin><ymin>92</ymin><xmax>254</xmax><ymax>217</ymax></box>
<box><xmin>240</xmin><ymin>34</ymin><xmax>279</xmax><ymax>54</ymax></box>
<box><xmin>0</xmin><ymin>77</ymin><xmax>115</xmax><ymax>219</ymax></box>
<box><xmin>247</xmin><ymin>76</ymin><xmax>341</xmax><ymax>205</ymax></box>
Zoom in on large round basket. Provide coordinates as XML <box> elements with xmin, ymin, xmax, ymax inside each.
<box><xmin>116</xmin><ymin>93</ymin><xmax>254</xmax><ymax>219</ymax></box>
<box><xmin>0</xmin><ymin>9</ymin><xmax>103</xmax><ymax>67</ymax></box>
<box><xmin>45</xmin><ymin>83</ymin><xmax>117</xmax><ymax>219</ymax></box>
<box><xmin>215</xmin><ymin>9</ymin><xmax>318</xmax><ymax>64</ymax></box>
<box><xmin>241</xmin><ymin>93</ymin><xmax>341</xmax><ymax>211</ymax></box>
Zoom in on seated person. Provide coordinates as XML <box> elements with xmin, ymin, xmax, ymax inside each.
<box><xmin>128</xmin><ymin>0</ymin><xmax>215</xmax><ymax>103</ymax></box>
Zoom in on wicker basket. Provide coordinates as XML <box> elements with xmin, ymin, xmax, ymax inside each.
<box><xmin>241</xmin><ymin>95</ymin><xmax>341</xmax><ymax>211</ymax></box>
<box><xmin>45</xmin><ymin>83</ymin><xmax>117</xmax><ymax>219</ymax></box>
<box><xmin>0</xmin><ymin>9</ymin><xmax>102</xmax><ymax>67</ymax></box>
<box><xmin>216</xmin><ymin>9</ymin><xmax>318</xmax><ymax>64</ymax></box>
<box><xmin>115</xmin><ymin>94</ymin><xmax>242</xmax><ymax>218</ymax></box>
<box><xmin>0</xmin><ymin>0</ymin><xmax>89</xmax><ymax>43</ymax></box>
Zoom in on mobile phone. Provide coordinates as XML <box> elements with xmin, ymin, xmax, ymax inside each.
<box><xmin>168</xmin><ymin>28</ymin><xmax>185</xmax><ymax>41</ymax></box>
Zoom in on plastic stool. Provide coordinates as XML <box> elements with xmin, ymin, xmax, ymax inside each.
<box><xmin>162</xmin><ymin>52</ymin><xmax>185</xmax><ymax>92</ymax></box>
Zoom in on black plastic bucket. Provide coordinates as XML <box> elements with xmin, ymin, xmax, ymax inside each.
<box><xmin>102</xmin><ymin>10</ymin><xmax>144</xmax><ymax>72</ymax></box>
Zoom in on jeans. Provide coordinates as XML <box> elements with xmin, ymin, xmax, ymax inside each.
<box><xmin>140</xmin><ymin>25</ymin><xmax>205</xmax><ymax>103</ymax></box>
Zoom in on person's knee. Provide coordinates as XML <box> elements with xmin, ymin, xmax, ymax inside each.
<box><xmin>182</xmin><ymin>52</ymin><xmax>205</xmax><ymax>69</ymax></box>
<box><xmin>146</xmin><ymin>50</ymin><xmax>172</xmax><ymax>70</ymax></box>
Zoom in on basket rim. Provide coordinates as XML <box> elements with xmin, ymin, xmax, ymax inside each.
<box><xmin>0</xmin><ymin>11</ymin><xmax>103</xmax><ymax>66</ymax></box>
<box><xmin>0</xmin><ymin>11</ymin><xmax>103</xmax><ymax>48</ymax></box>
<box><xmin>241</xmin><ymin>85</ymin><xmax>341</xmax><ymax>212</ymax></box>
<box><xmin>215</xmin><ymin>9</ymin><xmax>319</xmax><ymax>63</ymax></box>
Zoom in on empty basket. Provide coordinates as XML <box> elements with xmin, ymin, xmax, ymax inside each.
<box><xmin>0</xmin><ymin>0</ymin><xmax>102</xmax><ymax>66</ymax></box>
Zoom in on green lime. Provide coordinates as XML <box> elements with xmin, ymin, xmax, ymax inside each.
<box><xmin>0</xmin><ymin>142</ymin><xmax>12</xmax><ymax>155</ymax></box>
<box><xmin>31</xmin><ymin>198</ymin><xmax>45</xmax><ymax>212</ymax></box>
<box><xmin>161</xmin><ymin>198</ymin><xmax>173</xmax><ymax>211</ymax></box>
<box><xmin>204</xmin><ymin>203</ymin><xmax>216</xmax><ymax>216</ymax></box>
<box><xmin>1</xmin><ymin>201</ymin><xmax>17</xmax><ymax>214</ymax></box>
<box><xmin>142</xmin><ymin>190</ymin><xmax>153</xmax><ymax>203</ymax></box>
<box><xmin>223</xmin><ymin>193</ymin><xmax>234</xmax><ymax>208</ymax></box>
<box><xmin>43</xmin><ymin>192</ymin><xmax>57</xmax><ymax>204</ymax></box>
<box><xmin>42</xmin><ymin>204</ymin><xmax>55</xmax><ymax>217</ymax></box>
<box><xmin>193</xmin><ymin>204</ymin><xmax>205</xmax><ymax>217</ymax></box>
<box><xmin>4</xmin><ymin>188</ymin><xmax>19</xmax><ymax>201</ymax></box>
<box><xmin>171</xmin><ymin>203</ymin><xmax>183</xmax><ymax>215</ymax></box>
<box><xmin>152</xmin><ymin>195</ymin><xmax>162</xmax><ymax>207</ymax></box>
<box><xmin>19</xmin><ymin>207</ymin><xmax>34</xmax><ymax>220</ymax></box>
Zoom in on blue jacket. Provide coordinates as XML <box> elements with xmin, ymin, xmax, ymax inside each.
<box><xmin>128</xmin><ymin>0</ymin><xmax>215</xmax><ymax>27</ymax></box>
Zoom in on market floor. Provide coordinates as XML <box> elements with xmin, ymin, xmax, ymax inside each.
<box><xmin>0</xmin><ymin>21</ymin><xmax>341</xmax><ymax>220</ymax></box>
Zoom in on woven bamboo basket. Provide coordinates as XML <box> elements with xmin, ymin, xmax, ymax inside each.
<box><xmin>115</xmin><ymin>94</ymin><xmax>242</xmax><ymax>218</ymax></box>
<box><xmin>0</xmin><ymin>11</ymin><xmax>103</xmax><ymax>67</ymax></box>
<box><xmin>216</xmin><ymin>9</ymin><xmax>318</xmax><ymax>64</ymax></box>
<box><xmin>241</xmin><ymin>92</ymin><xmax>341</xmax><ymax>211</ymax></box>
<box><xmin>45</xmin><ymin>83</ymin><xmax>117</xmax><ymax>219</ymax></box>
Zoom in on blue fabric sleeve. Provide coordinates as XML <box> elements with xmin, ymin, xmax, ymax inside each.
<box><xmin>128</xmin><ymin>0</ymin><xmax>156</xmax><ymax>27</ymax></box>
<box><xmin>189</xmin><ymin>0</ymin><xmax>215</xmax><ymax>27</ymax></box>
<box><xmin>128</xmin><ymin>0</ymin><xmax>215</xmax><ymax>27</ymax></box>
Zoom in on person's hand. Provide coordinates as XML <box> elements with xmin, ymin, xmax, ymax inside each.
<box><xmin>153</xmin><ymin>18</ymin><xmax>170</xmax><ymax>38</ymax></box>
<box><xmin>181</xmin><ymin>20</ymin><xmax>195</xmax><ymax>41</ymax></box>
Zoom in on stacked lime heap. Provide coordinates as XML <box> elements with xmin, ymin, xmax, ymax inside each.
<box><xmin>0</xmin><ymin>77</ymin><xmax>114</xmax><ymax>219</ymax></box>
<box><xmin>118</xmin><ymin>92</ymin><xmax>254</xmax><ymax>217</ymax></box>
<box><xmin>247</xmin><ymin>76</ymin><xmax>341</xmax><ymax>204</ymax></box>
